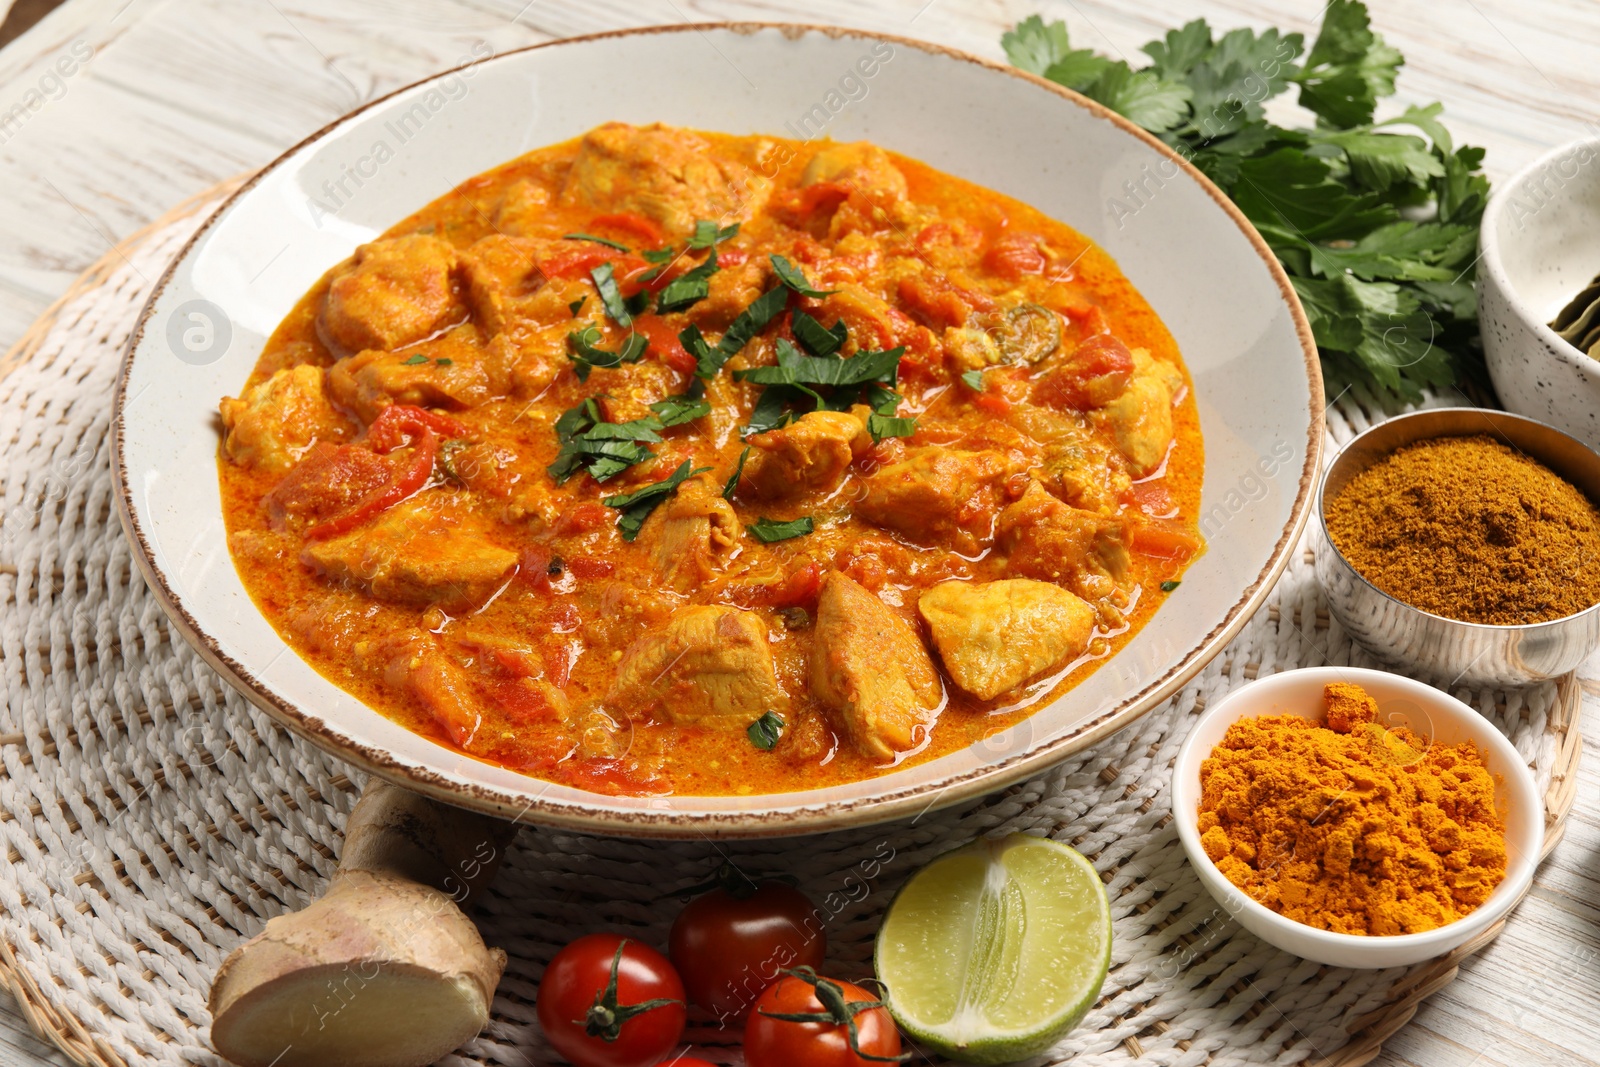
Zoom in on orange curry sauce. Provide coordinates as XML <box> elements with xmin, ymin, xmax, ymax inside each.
<box><xmin>219</xmin><ymin>124</ymin><xmax>1203</xmax><ymax>797</ymax></box>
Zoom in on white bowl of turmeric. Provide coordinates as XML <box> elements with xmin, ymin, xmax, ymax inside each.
<box><xmin>1172</xmin><ymin>666</ymin><xmax>1542</xmax><ymax>968</ymax></box>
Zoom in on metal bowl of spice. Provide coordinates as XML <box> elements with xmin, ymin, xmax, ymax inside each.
<box><xmin>1173</xmin><ymin>667</ymin><xmax>1542</xmax><ymax>968</ymax></box>
<box><xmin>1317</xmin><ymin>407</ymin><xmax>1600</xmax><ymax>687</ymax></box>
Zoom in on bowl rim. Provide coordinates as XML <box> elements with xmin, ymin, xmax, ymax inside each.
<box><xmin>1480</xmin><ymin>133</ymin><xmax>1600</xmax><ymax>380</ymax></box>
<box><xmin>111</xmin><ymin>21</ymin><xmax>1324</xmax><ymax>837</ymax></box>
<box><xmin>1316</xmin><ymin>406</ymin><xmax>1600</xmax><ymax>634</ymax></box>
<box><xmin>1172</xmin><ymin>665</ymin><xmax>1543</xmax><ymax>955</ymax></box>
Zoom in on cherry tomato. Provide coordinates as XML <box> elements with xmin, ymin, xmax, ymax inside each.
<box><xmin>536</xmin><ymin>934</ymin><xmax>687</xmax><ymax>1067</ymax></box>
<box><xmin>669</xmin><ymin>867</ymin><xmax>826</xmax><ymax>1023</ymax></box>
<box><xmin>745</xmin><ymin>970</ymin><xmax>902</xmax><ymax>1067</ymax></box>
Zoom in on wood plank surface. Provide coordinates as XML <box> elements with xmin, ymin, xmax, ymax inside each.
<box><xmin>0</xmin><ymin>1</ymin><xmax>1596</xmax><ymax>1065</ymax></box>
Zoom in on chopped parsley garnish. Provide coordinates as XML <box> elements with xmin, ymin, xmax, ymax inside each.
<box><xmin>1001</xmin><ymin>1</ymin><xmax>1490</xmax><ymax>402</ymax></box>
<box><xmin>655</xmin><ymin>248</ymin><xmax>721</xmax><ymax>313</ymax></box>
<box><xmin>435</xmin><ymin>357</ymin><xmax>453</xmax><ymax>367</ymax></box>
<box><xmin>747</xmin><ymin>515</ymin><xmax>814</xmax><ymax>543</ymax></box>
<box><xmin>744</xmin><ymin>386</ymin><xmax>793</xmax><ymax>436</ymax></box>
<box><xmin>589</xmin><ymin>262</ymin><xmax>635</xmax><ymax>328</ymax></box>
<box><xmin>568</xmin><ymin>296</ymin><xmax>588</xmax><ymax>317</ymax></box>
<box><xmin>563</xmin><ymin>232</ymin><xmax>630</xmax><ymax>252</ymax></box>
<box><xmin>648</xmin><ymin>380</ymin><xmax>711</xmax><ymax>427</ymax></box>
<box><xmin>640</xmin><ymin>247</ymin><xmax>678</xmax><ymax>265</ymax></box>
<box><xmin>747</xmin><ymin>711</ymin><xmax>786</xmax><ymax>750</ymax></box>
<box><xmin>960</xmin><ymin>369</ymin><xmax>985</xmax><ymax>390</ymax></box>
<box><xmin>603</xmin><ymin>459</ymin><xmax>712</xmax><ymax>541</ymax></box>
<box><xmin>689</xmin><ymin>286</ymin><xmax>790</xmax><ymax>381</ymax></box>
<box><xmin>736</xmin><ymin>341</ymin><xmax>903</xmax><ymax>389</ymax></box>
<box><xmin>770</xmin><ymin>254</ymin><xmax>839</xmax><ymax>298</ymax></box>
<box><xmin>723</xmin><ymin>446</ymin><xmax>751</xmax><ymax>499</ymax></box>
<box><xmin>1161</xmin><ymin>580</ymin><xmax>1182</xmax><ymax>592</ymax></box>
<box><xmin>690</xmin><ymin>220</ymin><xmax>741</xmax><ymax>248</ymax></box>
<box><xmin>567</xmin><ymin>326</ymin><xmax>647</xmax><ymax>381</ymax></box>
<box><xmin>402</xmin><ymin>353</ymin><xmax>429</xmax><ymax>365</ymax></box>
<box><xmin>867</xmin><ymin>414</ymin><xmax>918</xmax><ymax>443</ymax></box>
<box><xmin>792</xmin><ymin>311</ymin><xmax>848</xmax><ymax>357</ymax></box>
<box><xmin>547</xmin><ymin>397</ymin><xmax>663</xmax><ymax>485</ymax></box>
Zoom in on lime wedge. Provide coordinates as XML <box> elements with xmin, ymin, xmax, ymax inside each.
<box><xmin>874</xmin><ymin>834</ymin><xmax>1111</xmax><ymax>1065</ymax></box>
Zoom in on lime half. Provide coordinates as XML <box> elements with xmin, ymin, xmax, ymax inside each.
<box><xmin>875</xmin><ymin>834</ymin><xmax>1111</xmax><ymax>1064</ymax></box>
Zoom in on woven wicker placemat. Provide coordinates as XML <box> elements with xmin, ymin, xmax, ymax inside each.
<box><xmin>0</xmin><ymin>182</ymin><xmax>1582</xmax><ymax>1067</ymax></box>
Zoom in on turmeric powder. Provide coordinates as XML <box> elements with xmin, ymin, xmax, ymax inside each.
<box><xmin>1197</xmin><ymin>681</ymin><xmax>1507</xmax><ymax>936</ymax></box>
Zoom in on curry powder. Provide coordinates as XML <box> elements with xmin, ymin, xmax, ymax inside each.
<box><xmin>1323</xmin><ymin>434</ymin><xmax>1600</xmax><ymax>625</ymax></box>
<box><xmin>1197</xmin><ymin>682</ymin><xmax>1507</xmax><ymax>936</ymax></box>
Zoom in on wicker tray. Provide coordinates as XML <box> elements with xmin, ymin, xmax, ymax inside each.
<box><xmin>0</xmin><ymin>182</ymin><xmax>1582</xmax><ymax>1067</ymax></box>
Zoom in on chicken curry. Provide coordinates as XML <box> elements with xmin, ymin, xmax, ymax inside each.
<box><xmin>219</xmin><ymin>123</ymin><xmax>1203</xmax><ymax>797</ymax></box>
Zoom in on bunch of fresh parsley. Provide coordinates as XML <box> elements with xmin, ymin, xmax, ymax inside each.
<box><xmin>1003</xmin><ymin>0</ymin><xmax>1490</xmax><ymax>402</ymax></box>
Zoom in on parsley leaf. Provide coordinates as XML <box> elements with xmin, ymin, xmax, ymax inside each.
<box><xmin>960</xmin><ymin>369</ymin><xmax>984</xmax><ymax>391</ymax></box>
<box><xmin>743</xmin><ymin>386</ymin><xmax>794</xmax><ymax>436</ymax></box>
<box><xmin>603</xmin><ymin>460</ymin><xmax>712</xmax><ymax>541</ymax></box>
<box><xmin>568</xmin><ymin>296</ymin><xmax>587</xmax><ymax>317</ymax></box>
<box><xmin>649</xmin><ymin>381</ymin><xmax>711</xmax><ymax>427</ymax></box>
<box><xmin>747</xmin><ymin>516</ymin><xmax>814</xmax><ymax>543</ymax></box>
<box><xmin>1293</xmin><ymin>0</ymin><xmax>1401</xmax><ymax>128</ymax></box>
<box><xmin>402</xmin><ymin>353</ymin><xmax>429</xmax><ymax>365</ymax></box>
<box><xmin>867</xmin><ymin>414</ymin><xmax>917</xmax><ymax>443</ymax></box>
<box><xmin>770</xmin><ymin>254</ymin><xmax>839</xmax><ymax>297</ymax></box>
<box><xmin>735</xmin><ymin>341</ymin><xmax>903</xmax><ymax>389</ymax></box>
<box><xmin>655</xmin><ymin>249</ymin><xmax>721</xmax><ymax>313</ymax></box>
<box><xmin>1005</xmin><ymin>1</ymin><xmax>1488</xmax><ymax>402</ymax></box>
<box><xmin>747</xmin><ymin>711</ymin><xmax>785</xmax><ymax>750</ymax></box>
<box><xmin>547</xmin><ymin>397</ymin><xmax>662</xmax><ymax>485</ymax></box>
<box><xmin>792</xmin><ymin>311</ymin><xmax>849</xmax><ymax>357</ymax></box>
<box><xmin>696</xmin><ymin>286</ymin><xmax>789</xmax><ymax>378</ymax></box>
<box><xmin>689</xmin><ymin>220</ymin><xmax>741</xmax><ymax>248</ymax></box>
<box><xmin>589</xmin><ymin>262</ymin><xmax>634</xmax><ymax>328</ymax></box>
<box><xmin>564</xmin><ymin>232</ymin><xmax>629</xmax><ymax>252</ymax></box>
<box><xmin>723</xmin><ymin>446</ymin><xmax>750</xmax><ymax>499</ymax></box>
<box><xmin>566</xmin><ymin>327</ymin><xmax>647</xmax><ymax>381</ymax></box>
<box><xmin>1161</xmin><ymin>580</ymin><xmax>1182</xmax><ymax>592</ymax></box>
<box><xmin>1001</xmin><ymin>16</ymin><xmax>1072</xmax><ymax>73</ymax></box>
<box><xmin>1083</xmin><ymin>63</ymin><xmax>1192</xmax><ymax>132</ymax></box>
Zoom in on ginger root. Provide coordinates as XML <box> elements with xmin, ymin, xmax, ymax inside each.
<box><xmin>208</xmin><ymin>781</ymin><xmax>513</xmax><ymax>1067</ymax></box>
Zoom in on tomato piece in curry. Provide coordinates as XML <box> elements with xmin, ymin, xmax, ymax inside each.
<box><xmin>218</xmin><ymin>123</ymin><xmax>1204</xmax><ymax>797</ymax></box>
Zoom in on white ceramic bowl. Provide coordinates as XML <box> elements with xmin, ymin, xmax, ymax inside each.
<box><xmin>1173</xmin><ymin>667</ymin><xmax>1542</xmax><ymax>968</ymax></box>
<box><xmin>1481</xmin><ymin>135</ymin><xmax>1600</xmax><ymax>448</ymax></box>
<box><xmin>115</xmin><ymin>24</ymin><xmax>1322</xmax><ymax>837</ymax></box>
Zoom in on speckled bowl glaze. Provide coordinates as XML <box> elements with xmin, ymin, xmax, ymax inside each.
<box><xmin>1481</xmin><ymin>135</ymin><xmax>1600</xmax><ymax>447</ymax></box>
<box><xmin>115</xmin><ymin>24</ymin><xmax>1321</xmax><ymax>838</ymax></box>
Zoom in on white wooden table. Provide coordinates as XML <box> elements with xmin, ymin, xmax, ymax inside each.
<box><xmin>0</xmin><ymin>1</ymin><xmax>1596</xmax><ymax>1064</ymax></box>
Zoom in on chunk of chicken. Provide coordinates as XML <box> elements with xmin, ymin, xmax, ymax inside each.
<box><xmin>1040</xmin><ymin>438</ymin><xmax>1131</xmax><ymax>516</ymax></box>
<box><xmin>326</xmin><ymin>335</ymin><xmax>512</xmax><ymax>422</ymax></box>
<box><xmin>606</xmin><ymin>606</ymin><xmax>785</xmax><ymax>726</ymax></box>
<box><xmin>918</xmin><ymin>579</ymin><xmax>1096</xmax><ymax>700</ymax></box>
<box><xmin>458</xmin><ymin>234</ymin><xmax>548</xmax><ymax>335</ymax></box>
<box><xmin>740</xmin><ymin>410</ymin><xmax>867</xmax><ymax>500</ymax></box>
<box><xmin>1097</xmin><ymin>350</ymin><xmax>1184</xmax><ymax>477</ymax></box>
<box><xmin>219</xmin><ymin>365</ymin><xmax>350</xmax><ymax>473</ymax></box>
<box><xmin>562</xmin><ymin>122</ymin><xmax>764</xmax><ymax>235</ymax></box>
<box><xmin>646</xmin><ymin>476</ymin><xmax>741</xmax><ymax>592</ymax></box>
<box><xmin>320</xmin><ymin>235</ymin><xmax>462</xmax><ymax>354</ymax></box>
<box><xmin>493</xmin><ymin>179</ymin><xmax>553</xmax><ymax>236</ymax></box>
<box><xmin>302</xmin><ymin>497</ymin><xmax>518</xmax><ymax>612</ymax></box>
<box><xmin>809</xmin><ymin>572</ymin><xmax>942</xmax><ymax>759</ymax></box>
<box><xmin>802</xmin><ymin>142</ymin><xmax>908</xmax><ymax>204</ymax></box>
<box><xmin>997</xmin><ymin>482</ymin><xmax>1130</xmax><ymax>588</ymax></box>
<box><xmin>855</xmin><ymin>447</ymin><xmax>1020</xmax><ymax>555</ymax></box>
